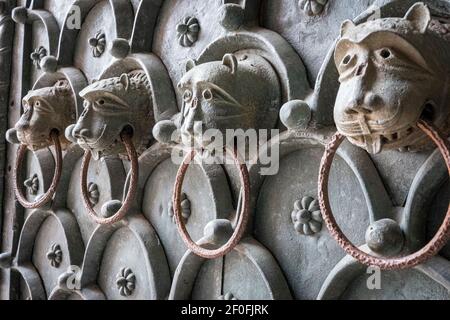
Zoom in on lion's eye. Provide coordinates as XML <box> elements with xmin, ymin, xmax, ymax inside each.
<box><xmin>378</xmin><ymin>48</ymin><xmax>392</xmax><ymax>60</ymax></box>
<box><xmin>202</xmin><ymin>89</ymin><xmax>212</xmax><ymax>101</ymax></box>
<box><xmin>97</xmin><ymin>99</ymin><xmax>105</xmax><ymax>106</ymax></box>
<box><xmin>342</xmin><ymin>55</ymin><xmax>352</xmax><ymax>65</ymax></box>
<box><xmin>34</xmin><ymin>101</ymin><xmax>40</xmax><ymax>108</ymax></box>
<box><xmin>183</xmin><ymin>90</ymin><xmax>193</xmax><ymax>102</ymax></box>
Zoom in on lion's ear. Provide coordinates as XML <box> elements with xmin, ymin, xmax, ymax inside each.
<box><xmin>340</xmin><ymin>20</ymin><xmax>356</xmax><ymax>37</ymax></box>
<box><xmin>119</xmin><ymin>73</ymin><xmax>130</xmax><ymax>90</ymax></box>
<box><xmin>222</xmin><ymin>54</ymin><xmax>238</xmax><ymax>75</ymax></box>
<box><xmin>404</xmin><ymin>2</ymin><xmax>430</xmax><ymax>34</ymax></box>
<box><xmin>185</xmin><ymin>59</ymin><xmax>197</xmax><ymax>73</ymax></box>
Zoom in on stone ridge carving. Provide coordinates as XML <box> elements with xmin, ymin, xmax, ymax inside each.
<box><xmin>333</xmin><ymin>3</ymin><xmax>450</xmax><ymax>154</ymax></box>
<box><xmin>153</xmin><ymin>53</ymin><xmax>280</xmax><ymax>148</ymax></box>
<box><xmin>7</xmin><ymin>80</ymin><xmax>75</xmax><ymax>151</ymax></box>
<box><xmin>68</xmin><ymin>70</ymin><xmax>154</xmax><ymax>160</ymax></box>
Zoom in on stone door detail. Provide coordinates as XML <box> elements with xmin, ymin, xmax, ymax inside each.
<box><xmin>0</xmin><ymin>0</ymin><xmax>449</xmax><ymax>300</ymax></box>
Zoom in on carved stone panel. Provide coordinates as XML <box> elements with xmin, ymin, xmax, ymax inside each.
<box><xmin>1</xmin><ymin>0</ymin><xmax>449</xmax><ymax>301</ymax></box>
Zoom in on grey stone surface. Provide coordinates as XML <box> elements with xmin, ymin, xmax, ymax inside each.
<box><xmin>1</xmin><ymin>0</ymin><xmax>449</xmax><ymax>300</ymax></box>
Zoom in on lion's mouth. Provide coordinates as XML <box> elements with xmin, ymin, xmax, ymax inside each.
<box><xmin>345</xmin><ymin>125</ymin><xmax>418</xmax><ymax>154</ymax></box>
<box><xmin>16</xmin><ymin>131</ymin><xmax>51</xmax><ymax>151</ymax></box>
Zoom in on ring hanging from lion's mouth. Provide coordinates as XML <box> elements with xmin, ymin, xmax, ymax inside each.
<box><xmin>173</xmin><ymin>146</ymin><xmax>250</xmax><ymax>259</ymax></box>
<box><xmin>13</xmin><ymin>130</ymin><xmax>63</xmax><ymax>209</ymax></box>
<box><xmin>318</xmin><ymin>119</ymin><xmax>450</xmax><ymax>270</ymax></box>
<box><xmin>80</xmin><ymin>132</ymin><xmax>138</xmax><ymax>225</ymax></box>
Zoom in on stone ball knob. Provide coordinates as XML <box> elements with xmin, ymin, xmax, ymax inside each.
<box><xmin>203</xmin><ymin>219</ymin><xmax>234</xmax><ymax>245</ymax></box>
<box><xmin>12</xmin><ymin>6</ymin><xmax>28</xmax><ymax>24</ymax></box>
<box><xmin>152</xmin><ymin>120</ymin><xmax>179</xmax><ymax>144</ymax></box>
<box><xmin>65</xmin><ymin>124</ymin><xmax>77</xmax><ymax>144</ymax></box>
<box><xmin>280</xmin><ymin>100</ymin><xmax>312</xmax><ymax>130</ymax></box>
<box><xmin>40</xmin><ymin>56</ymin><xmax>58</xmax><ymax>73</ymax></box>
<box><xmin>365</xmin><ymin>219</ymin><xmax>405</xmax><ymax>257</ymax></box>
<box><xmin>5</xmin><ymin>128</ymin><xmax>20</xmax><ymax>145</ymax></box>
<box><xmin>0</xmin><ymin>252</ymin><xmax>13</xmax><ymax>269</ymax></box>
<box><xmin>110</xmin><ymin>38</ymin><xmax>130</xmax><ymax>59</ymax></box>
<box><xmin>219</xmin><ymin>3</ymin><xmax>245</xmax><ymax>31</ymax></box>
<box><xmin>101</xmin><ymin>200</ymin><xmax>123</xmax><ymax>218</ymax></box>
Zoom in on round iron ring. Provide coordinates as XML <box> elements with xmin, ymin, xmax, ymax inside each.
<box><xmin>173</xmin><ymin>146</ymin><xmax>250</xmax><ymax>259</ymax></box>
<box><xmin>318</xmin><ymin>119</ymin><xmax>450</xmax><ymax>270</ymax></box>
<box><xmin>13</xmin><ymin>131</ymin><xmax>62</xmax><ymax>209</ymax></box>
<box><xmin>81</xmin><ymin>133</ymin><xmax>138</xmax><ymax>225</ymax></box>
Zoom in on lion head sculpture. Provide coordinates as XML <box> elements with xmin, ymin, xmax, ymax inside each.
<box><xmin>7</xmin><ymin>80</ymin><xmax>75</xmax><ymax>151</ymax></box>
<box><xmin>154</xmin><ymin>53</ymin><xmax>280</xmax><ymax>148</ymax></box>
<box><xmin>67</xmin><ymin>70</ymin><xmax>154</xmax><ymax>159</ymax></box>
<box><xmin>333</xmin><ymin>3</ymin><xmax>450</xmax><ymax>154</ymax></box>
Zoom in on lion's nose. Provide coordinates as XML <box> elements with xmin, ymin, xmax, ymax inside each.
<box><xmin>15</xmin><ymin>119</ymin><xmax>30</xmax><ymax>131</ymax></box>
<box><xmin>344</xmin><ymin>93</ymin><xmax>384</xmax><ymax>116</ymax></box>
<box><xmin>73</xmin><ymin>127</ymin><xmax>92</xmax><ymax>140</ymax></box>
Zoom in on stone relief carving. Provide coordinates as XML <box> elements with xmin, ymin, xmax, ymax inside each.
<box><xmin>46</xmin><ymin>244</ymin><xmax>63</xmax><ymax>269</ymax></box>
<box><xmin>298</xmin><ymin>0</ymin><xmax>328</xmax><ymax>16</ymax></box>
<box><xmin>67</xmin><ymin>70</ymin><xmax>154</xmax><ymax>160</ymax></box>
<box><xmin>168</xmin><ymin>193</ymin><xmax>191</xmax><ymax>224</ymax></box>
<box><xmin>89</xmin><ymin>31</ymin><xmax>106</xmax><ymax>58</ymax></box>
<box><xmin>24</xmin><ymin>173</ymin><xmax>39</xmax><ymax>195</ymax></box>
<box><xmin>116</xmin><ymin>267</ymin><xmax>136</xmax><ymax>297</ymax></box>
<box><xmin>291</xmin><ymin>196</ymin><xmax>323</xmax><ymax>236</ymax></box>
<box><xmin>153</xmin><ymin>52</ymin><xmax>280</xmax><ymax>149</ymax></box>
<box><xmin>30</xmin><ymin>46</ymin><xmax>47</xmax><ymax>69</ymax></box>
<box><xmin>1</xmin><ymin>0</ymin><xmax>450</xmax><ymax>301</ymax></box>
<box><xmin>334</xmin><ymin>3</ymin><xmax>450</xmax><ymax>154</ymax></box>
<box><xmin>7</xmin><ymin>80</ymin><xmax>75</xmax><ymax>151</ymax></box>
<box><xmin>176</xmin><ymin>17</ymin><xmax>200</xmax><ymax>47</ymax></box>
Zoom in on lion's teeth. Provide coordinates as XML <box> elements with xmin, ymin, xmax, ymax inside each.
<box><xmin>365</xmin><ymin>135</ymin><xmax>382</xmax><ymax>154</ymax></box>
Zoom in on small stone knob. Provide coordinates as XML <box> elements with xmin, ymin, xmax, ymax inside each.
<box><xmin>110</xmin><ymin>38</ymin><xmax>130</xmax><ymax>59</ymax></box>
<box><xmin>219</xmin><ymin>4</ymin><xmax>245</xmax><ymax>31</ymax></box>
<box><xmin>6</xmin><ymin>128</ymin><xmax>20</xmax><ymax>145</ymax></box>
<box><xmin>365</xmin><ymin>219</ymin><xmax>405</xmax><ymax>257</ymax></box>
<box><xmin>40</xmin><ymin>56</ymin><xmax>58</xmax><ymax>73</ymax></box>
<box><xmin>0</xmin><ymin>252</ymin><xmax>13</xmax><ymax>269</ymax></box>
<box><xmin>203</xmin><ymin>219</ymin><xmax>234</xmax><ymax>245</ymax></box>
<box><xmin>101</xmin><ymin>200</ymin><xmax>123</xmax><ymax>218</ymax></box>
<box><xmin>65</xmin><ymin>124</ymin><xmax>77</xmax><ymax>144</ymax></box>
<box><xmin>280</xmin><ymin>100</ymin><xmax>312</xmax><ymax>130</ymax></box>
<box><xmin>153</xmin><ymin>120</ymin><xmax>179</xmax><ymax>144</ymax></box>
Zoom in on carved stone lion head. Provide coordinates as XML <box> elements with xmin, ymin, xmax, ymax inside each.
<box><xmin>177</xmin><ymin>53</ymin><xmax>280</xmax><ymax>147</ymax></box>
<box><xmin>69</xmin><ymin>70</ymin><xmax>154</xmax><ymax>159</ymax></box>
<box><xmin>334</xmin><ymin>3</ymin><xmax>450</xmax><ymax>153</ymax></box>
<box><xmin>10</xmin><ymin>80</ymin><xmax>75</xmax><ymax>151</ymax></box>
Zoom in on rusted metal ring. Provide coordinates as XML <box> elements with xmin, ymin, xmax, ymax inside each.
<box><xmin>80</xmin><ymin>133</ymin><xmax>138</xmax><ymax>225</ymax></box>
<box><xmin>318</xmin><ymin>119</ymin><xmax>450</xmax><ymax>270</ymax></box>
<box><xmin>13</xmin><ymin>131</ymin><xmax>62</xmax><ymax>209</ymax></box>
<box><xmin>173</xmin><ymin>147</ymin><xmax>250</xmax><ymax>259</ymax></box>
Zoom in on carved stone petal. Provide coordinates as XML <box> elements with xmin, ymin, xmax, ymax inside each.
<box><xmin>310</xmin><ymin>220</ymin><xmax>322</xmax><ymax>233</ymax></box>
<box><xmin>303</xmin><ymin>223</ymin><xmax>313</xmax><ymax>235</ymax></box>
<box><xmin>301</xmin><ymin>196</ymin><xmax>314</xmax><ymax>210</ymax></box>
